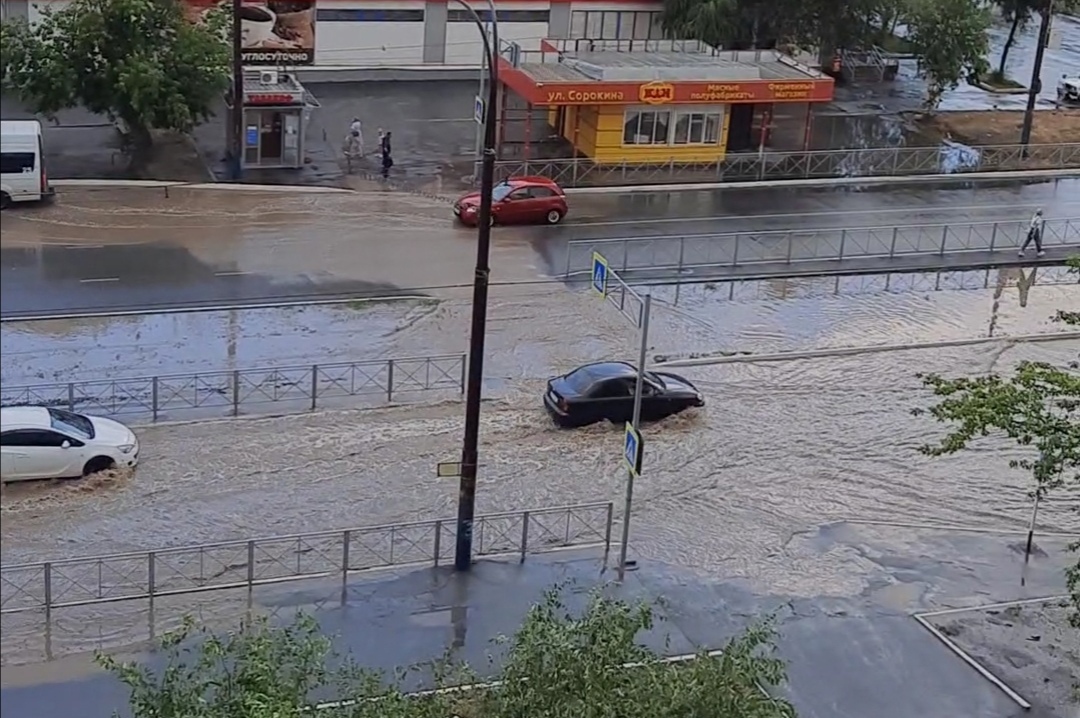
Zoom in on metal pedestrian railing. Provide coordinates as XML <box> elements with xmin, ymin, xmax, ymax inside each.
<box><xmin>493</xmin><ymin>143</ymin><xmax>1080</xmax><ymax>187</ymax></box>
<box><xmin>0</xmin><ymin>354</ymin><xmax>467</xmax><ymax>423</ymax></box>
<box><xmin>0</xmin><ymin>502</ymin><xmax>615</xmax><ymax>616</ymax></box>
<box><xmin>563</xmin><ymin>218</ymin><xmax>1080</xmax><ymax>277</ymax></box>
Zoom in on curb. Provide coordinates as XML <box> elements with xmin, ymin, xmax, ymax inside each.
<box><xmin>48</xmin><ymin>168</ymin><xmax>1080</xmax><ymax>198</ymax></box>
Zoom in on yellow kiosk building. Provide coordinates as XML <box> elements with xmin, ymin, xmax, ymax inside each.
<box><xmin>496</xmin><ymin>39</ymin><xmax>836</xmax><ymax>165</ymax></box>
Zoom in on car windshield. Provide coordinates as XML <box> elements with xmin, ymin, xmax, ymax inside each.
<box><xmin>48</xmin><ymin>407</ymin><xmax>95</xmax><ymax>440</ymax></box>
<box><xmin>492</xmin><ymin>181</ymin><xmax>515</xmax><ymax>202</ymax></box>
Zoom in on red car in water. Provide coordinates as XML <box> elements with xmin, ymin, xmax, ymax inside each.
<box><xmin>453</xmin><ymin>177</ymin><xmax>568</xmax><ymax>227</ymax></box>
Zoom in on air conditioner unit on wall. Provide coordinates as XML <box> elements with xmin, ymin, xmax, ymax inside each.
<box><xmin>259</xmin><ymin>70</ymin><xmax>279</xmax><ymax>85</ymax></box>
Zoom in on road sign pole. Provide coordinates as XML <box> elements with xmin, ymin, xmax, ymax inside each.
<box><xmin>618</xmin><ymin>293</ymin><xmax>651</xmax><ymax>576</ymax></box>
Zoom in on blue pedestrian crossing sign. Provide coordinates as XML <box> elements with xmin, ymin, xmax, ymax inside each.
<box><xmin>591</xmin><ymin>252</ymin><xmax>609</xmax><ymax>297</ymax></box>
<box><xmin>623</xmin><ymin>422</ymin><xmax>643</xmax><ymax>477</ymax></box>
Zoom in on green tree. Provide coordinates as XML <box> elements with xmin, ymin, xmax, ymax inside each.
<box><xmin>1</xmin><ymin>0</ymin><xmax>229</xmax><ymax>162</ymax></box>
<box><xmin>906</xmin><ymin>0</ymin><xmax>992</xmax><ymax>109</ymax></box>
<box><xmin>101</xmin><ymin>589</ymin><xmax>796</xmax><ymax>717</ymax></box>
<box><xmin>914</xmin><ymin>257</ymin><xmax>1080</xmax><ymax>627</ymax></box>
<box><xmin>994</xmin><ymin>0</ymin><xmax>1038</xmax><ymax>79</ymax></box>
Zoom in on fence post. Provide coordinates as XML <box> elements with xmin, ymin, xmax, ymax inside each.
<box><xmin>232</xmin><ymin>370</ymin><xmax>241</xmax><ymax>417</ymax></box>
<box><xmin>148</xmin><ymin>552</ymin><xmax>156</xmax><ymax>608</ymax></box>
<box><xmin>342</xmin><ymin>530</ymin><xmax>351</xmax><ymax>586</ymax></box>
<box><xmin>310</xmin><ymin>365</ymin><xmax>319</xmax><ymax>411</ymax></box>
<box><xmin>890</xmin><ymin>226</ymin><xmax>899</xmax><ymax>257</ymax></box>
<box><xmin>433</xmin><ymin>520</ymin><xmax>443</xmax><ymax>566</ymax></box>
<box><xmin>939</xmin><ymin>225</ymin><xmax>949</xmax><ymax>256</ymax></box>
<box><xmin>246</xmin><ymin>540</ymin><xmax>255</xmax><ymax>591</ymax></box>
<box><xmin>520</xmin><ymin>511</ymin><xmax>530</xmax><ymax>564</ymax></box>
<box><xmin>838</xmin><ymin>229</ymin><xmax>847</xmax><ymax>260</ymax></box>
<box><xmin>732</xmin><ymin>234</ymin><xmax>741</xmax><ymax>266</ymax></box>
<box><xmin>387</xmin><ymin>359</ymin><xmax>395</xmax><ymax>403</ymax></box>
<box><xmin>66</xmin><ymin>383</ymin><xmax>75</xmax><ymax>411</ymax></box>
<box><xmin>459</xmin><ymin>355</ymin><xmax>467</xmax><ymax>394</ymax></box>
<box><xmin>990</xmin><ymin>223</ymin><xmax>998</xmax><ymax>251</ymax></box>
<box><xmin>151</xmin><ymin>377</ymin><xmax>159</xmax><ymax>422</ymax></box>
<box><xmin>44</xmin><ymin>562</ymin><xmax>53</xmax><ymax>620</ymax></box>
<box><xmin>785</xmin><ymin>233</ymin><xmax>793</xmax><ymax>264</ymax></box>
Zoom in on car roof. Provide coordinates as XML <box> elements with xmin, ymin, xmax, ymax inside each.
<box><xmin>508</xmin><ymin>176</ymin><xmax>561</xmax><ymax>188</ymax></box>
<box><xmin>570</xmin><ymin>362</ymin><xmax>639</xmax><ymax>380</ymax></box>
<box><xmin>0</xmin><ymin>406</ymin><xmax>52</xmax><ymax>431</ymax></box>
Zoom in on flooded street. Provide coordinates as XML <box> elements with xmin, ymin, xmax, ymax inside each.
<box><xmin>1</xmin><ymin>180</ymin><xmax>1076</xmax><ymax>318</ymax></box>
<box><xmin>2</xmin><ymin>275</ymin><xmax>1077</xmax><ymax>566</ymax></box>
<box><xmin>1</xmin><ymin>266</ymin><xmax>1077</xmax><ymax>386</ymax></box>
<box><xmin>2</xmin><ymin>185</ymin><xmax>1078</xmax><ymax>568</ymax></box>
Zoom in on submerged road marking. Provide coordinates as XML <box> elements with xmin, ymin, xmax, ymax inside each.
<box><xmin>78</xmin><ymin>277</ymin><xmax>119</xmax><ymax>284</ymax></box>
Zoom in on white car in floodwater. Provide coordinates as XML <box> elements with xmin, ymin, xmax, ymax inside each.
<box><xmin>0</xmin><ymin>406</ymin><xmax>139</xmax><ymax>482</ymax></box>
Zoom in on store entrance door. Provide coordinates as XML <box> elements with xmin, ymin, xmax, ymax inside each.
<box><xmin>260</xmin><ymin>111</ymin><xmax>283</xmax><ymax>163</ymax></box>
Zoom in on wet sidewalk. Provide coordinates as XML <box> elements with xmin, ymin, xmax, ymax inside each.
<box><xmin>1</xmin><ymin>521</ymin><xmax>1074</xmax><ymax>718</ymax></box>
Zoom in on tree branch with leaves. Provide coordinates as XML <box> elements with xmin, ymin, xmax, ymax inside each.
<box><xmin>1</xmin><ymin>0</ymin><xmax>230</xmax><ymax>165</ymax></box>
<box><xmin>102</xmin><ymin>589</ymin><xmax>796</xmax><ymax>717</ymax></box>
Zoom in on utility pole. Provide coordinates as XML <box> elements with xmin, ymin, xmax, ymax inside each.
<box><xmin>454</xmin><ymin>0</ymin><xmax>499</xmax><ymax>572</ymax></box>
<box><xmin>617</xmin><ymin>293</ymin><xmax>651</xmax><ymax>576</ymax></box>
<box><xmin>231</xmin><ymin>0</ymin><xmax>245</xmax><ymax>180</ymax></box>
<box><xmin>1019</xmin><ymin>0</ymin><xmax>1055</xmax><ymax>149</ymax></box>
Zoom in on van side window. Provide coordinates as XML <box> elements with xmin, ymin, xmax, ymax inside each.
<box><xmin>0</xmin><ymin>152</ymin><xmax>36</xmax><ymax>174</ymax></box>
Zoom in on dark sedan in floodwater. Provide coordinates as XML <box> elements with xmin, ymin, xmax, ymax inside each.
<box><xmin>543</xmin><ymin>362</ymin><xmax>705</xmax><ymax>428</ymax></box>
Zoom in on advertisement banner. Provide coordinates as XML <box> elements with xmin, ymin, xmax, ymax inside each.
<box><xmin>182</xmin><ymin>0</ymin><xmax>316</xmax><ymax>66</ymax></box>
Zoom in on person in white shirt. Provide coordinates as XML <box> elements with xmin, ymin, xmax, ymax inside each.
<box><xmin>1019</xmin><ymin>208</ymin><xmax>1045</xmax><ymax>257</ymax></box>
<box><xmin>346</xmin><ymin>117</ymin><xmax>364</xmax><ymax>157</ymax></box>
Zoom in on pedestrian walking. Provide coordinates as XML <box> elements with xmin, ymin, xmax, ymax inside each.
<box><xmin>346</xmin><ymin>116</ymin><xmax>363</xmax><ymax>157</ymax></box>
<box><xmin>380</xmin><ymin>130</ymin><xmax>394</xmax><ymax>179</ymax></box>
<box><xmin>1019</xmin><ymin>208</ymin><xmax>1045</xmax><ymax>257</ymax></box>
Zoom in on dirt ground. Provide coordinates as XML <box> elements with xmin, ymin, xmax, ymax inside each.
<box><xmin>929</xmin><ymin>601</ymin><xmax>1080</xmax><ymax>717</ymax></box>
<box><xmin>921</xmin><ymin>110</ymin><xmax>1080</xmax><ymax>146</ymax></box>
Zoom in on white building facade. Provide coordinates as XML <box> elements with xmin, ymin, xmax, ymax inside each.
<box><xmin>3</xmin><ymin>0</ymin><xmax>669</xmax><ymax>70</ymax></box>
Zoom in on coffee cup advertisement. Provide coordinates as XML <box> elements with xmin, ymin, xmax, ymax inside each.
<box><xmin>182</xmin><ymin>0</ymin><xmax>315</xmax><ymax>65</ymax></box>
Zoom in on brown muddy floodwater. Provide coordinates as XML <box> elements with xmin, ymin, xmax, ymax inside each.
<box><xmin>2</xmin><ymin>278</ymin><xmax>1078</xmax><ymax>564</ymax></box>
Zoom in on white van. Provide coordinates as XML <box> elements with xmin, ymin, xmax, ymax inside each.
<box><xmin>1</xmin><ymin>119</ymin><xmax>54</xmax><ymax>209</ymax></box>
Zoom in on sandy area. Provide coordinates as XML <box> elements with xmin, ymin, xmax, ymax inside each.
<box><xmin>929</xmin><ymin>601</ymin><xmax>1079</xmax><ymax>717</ymax></box>
<box><xmin>922</xmin><ymin>110</ymin><xmax>1080</xmax><ymax>146</ymax></box>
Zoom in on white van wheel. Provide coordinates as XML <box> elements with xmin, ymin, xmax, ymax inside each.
<box><xmin>0</xmin><ymin>192</ymin><xmax>11</xmax><ymax>210</ymax></box>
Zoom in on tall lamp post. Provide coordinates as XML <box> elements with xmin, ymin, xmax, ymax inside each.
<box><xmin>230</xmin><ymin>0</ymin><xmax>245</xmax><ymax>180</ymax></box>
<box><xmin>452</xmin><ymin>0</ymin><xmax>499</xmax><ymax>572</ymax></box>
<box><xmin>1019</xmin><ymin>0</ymin><xmax>1055</xmax><ymax>149</ymax></box>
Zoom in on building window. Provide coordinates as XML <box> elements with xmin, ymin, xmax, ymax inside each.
<box><xmin>317</xmin><ymin>8</ymin><xmax>425</xmax><ymax>22</ymax></box>
<box><xmin>570</xmin><ymin>10</ymin><xmax>664</xmax><ymax>40</ymax></box>
<box><xmin>672</xmin><ymin>111</ymin><xmax>723</xmax><ymax>145</ymax></box>
<box><xmin>623</xmin><ymin>110</ymin><xmax>670</xmax><ymax>145</ymax></box>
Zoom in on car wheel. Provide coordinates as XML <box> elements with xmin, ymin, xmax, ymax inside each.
<box><xmin>0</xmin><ymin>192</ymin><xmax>11</xmax><ymax>211</ymax></box>
<box><xmin>82</xmin><ymin>456</ymin><xmax>115</xmax><ymax>477</ymax></box>
<box><xmin>545</xmin><ymin>209</ymin><xmax>564</xmax><ymax>224</ymax></box>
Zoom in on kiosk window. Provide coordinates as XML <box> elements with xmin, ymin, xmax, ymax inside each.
<box><xmin>0</xmin><ymin>151</ymin><xmax>35</xmax><ymax>174</ymax></box>
<box><xmin>672</xmin><ymin>111</ymin><xmax>723</xmax><ymax>145</ymax></box>
<box><xmin>623</xmin><ymin>110</ymin><xmax>670</xmax><ymax>145</ymax></box>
